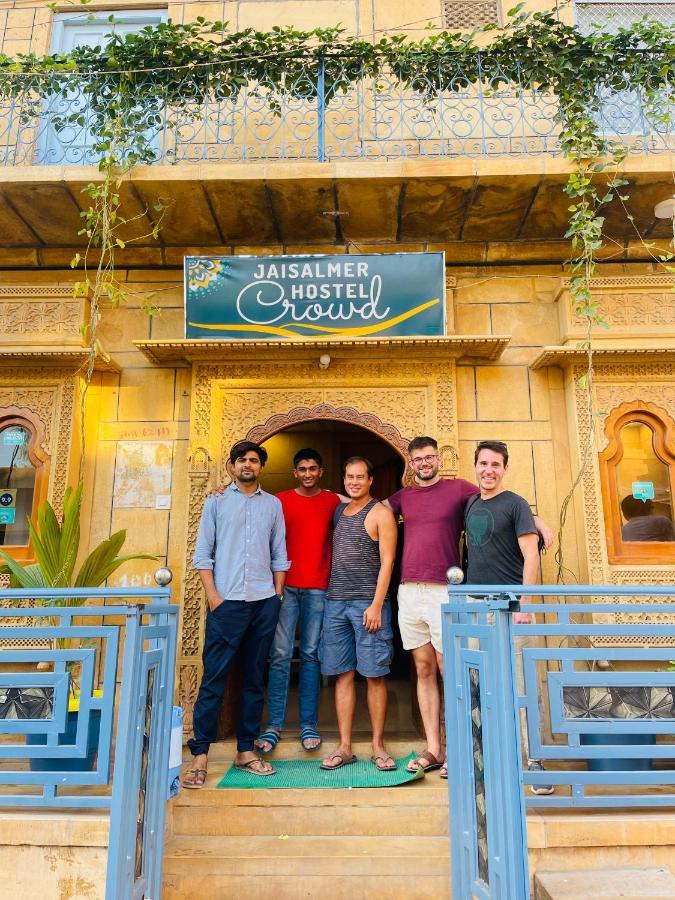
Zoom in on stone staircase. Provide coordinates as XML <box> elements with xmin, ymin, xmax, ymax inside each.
<box><xmin>162</xmin><ymin>736</ymin><xmax>451</xmax><ymax>899</ymax></box>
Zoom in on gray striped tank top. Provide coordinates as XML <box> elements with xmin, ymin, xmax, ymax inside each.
<box><xmin>326</xmin><ymin>498</ymin><xmax>388</xmax><ymax>601</ymax></box>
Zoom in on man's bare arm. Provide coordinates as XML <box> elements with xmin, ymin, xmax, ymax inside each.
<box><xmin>513</xmin><ymin>532</ymin><xmax>540</xmax><ymax>623</ymax></box>
<box><xmin>533</xmin><ymin>514</ymin><xmax>553</xmax><ymax>550</ymax></box>
<box><xmin>363</xmin><ymin>505</ymin><xmax>397</xmax><ymax>632</ymax></box>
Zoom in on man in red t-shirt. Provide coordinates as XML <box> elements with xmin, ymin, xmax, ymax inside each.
<box><xmin>386</xmin><ymin>435</ymin><xmax>552</xmax><ymax>777</ymax></box>
<box><xmin>255</xmin><ymin>448</ymin><xmax>341</xmax><ymax>755</ymax></box>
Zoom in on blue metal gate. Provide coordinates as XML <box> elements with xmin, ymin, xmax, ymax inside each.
<box><xmin>443</xmin><ymin>585</ymin><xmax>675</xmax><ymax>900</ymax></box>
<box><xmin>0</xmin><ymin>586</ymin><xmax>178</xmax><ymax>899</ymax></box>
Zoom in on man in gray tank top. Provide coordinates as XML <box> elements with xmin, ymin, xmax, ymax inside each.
<box><xmin>320</xmin><ymin>457</ymin><xmax>399</xmax><ymax>772</ymax></box>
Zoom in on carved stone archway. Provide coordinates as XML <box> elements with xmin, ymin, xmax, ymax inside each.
<box><xmin>246</xmin><ymin>403</ymin><xmax>410</xmax><ymax>460</ymax></box>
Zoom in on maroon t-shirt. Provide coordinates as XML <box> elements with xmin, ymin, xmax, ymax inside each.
<box><xmin>388</xmin><ymin>478</ymin><xmax>479</xmax><ymax>584</ymax></box>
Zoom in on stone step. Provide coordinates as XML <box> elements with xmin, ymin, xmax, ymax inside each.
<box><xmin>162</xmin><ymin>873</ymin><xmax>451</xmax><ymax>899</ymax></box>
<box><xmin>534</xmin><ymin>866</ymin><xmax>675</xmax><ymax>899</ymax></box>
<box><xmin>164</xmin><ymin>834</ymin><xmax>451</xmax><ymax>876</ymax></box>
<box><xmin>171</xmin><ymin>800</ymin><xmax>449</xmax><ymax>837</ymax></box>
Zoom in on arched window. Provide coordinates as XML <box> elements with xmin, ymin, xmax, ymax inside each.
<box><xmin>0</xmin><ymin>411</ymin><xmax>49</xmax><ymax>561</ymax></box>
<box><xmin>599</xmin><ymin>402</ymin><xmax>675</xmax><ymax>564</ymax></box>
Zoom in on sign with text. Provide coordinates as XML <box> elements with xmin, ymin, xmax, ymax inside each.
<box><xmin>185</xmin><ymin>253</ymin><xmax>445</xmax><ymax>340</ymax></box>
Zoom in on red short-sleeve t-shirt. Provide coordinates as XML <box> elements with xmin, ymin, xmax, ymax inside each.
<box><xmin>277</xmin><ymin>489</ymin><xmax>341</xmax><ymax>590</ymax></box>
<box><xmin>388</xmin><ymin>478</ymin><xmax>479</xmax><ymax>584</ymax></box>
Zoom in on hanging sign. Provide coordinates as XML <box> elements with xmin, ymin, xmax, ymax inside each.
<box><xmin>185</xmin><ymin>252</ymin><xmax>446</xmax><ymax>340</ymax></box>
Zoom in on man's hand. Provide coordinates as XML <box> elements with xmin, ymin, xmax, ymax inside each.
<box><xmin>207</xmin><ymin>484</ymin><xmax>227</xmax><ymax>498</ymax></box>
<box><xmin>513</xmin><ymin>612</ymin><xmax>533</xmax><ymax>624</ymax></box>
<box><xmin>207</xmin><ymin>593</ymin><xmax>225</xmax><ymax>613</ymax></box>
<box><xmin>363</xmin><ymin>603</ymin><xmax>382</xmax><ymax>632</ymax></box>
<box><xmin>533</xmin><ymin>515</ymin><xmax>554</xmax><ymax>551</ymax></box>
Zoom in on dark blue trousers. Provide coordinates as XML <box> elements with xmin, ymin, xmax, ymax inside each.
<box><xmin>188</xmin><ymin>595</ymin><xmax>280</xmax><ymax>756</ymax></box>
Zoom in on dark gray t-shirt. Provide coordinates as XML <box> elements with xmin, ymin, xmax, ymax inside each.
<box><xmin>465</xmin><ymin>490</ymin><xmax>537</xmax><ymax>586</ymax></box>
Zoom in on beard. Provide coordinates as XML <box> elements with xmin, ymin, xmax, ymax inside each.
<box><xmin>237</xmin><ymin>471</ymin><xmax>257</xmax><ymax>482</ymax></box>
<box><xmin>416</xmin><ymin>467</ymin><xmax>438</xmax><ymax>481</ymax></box>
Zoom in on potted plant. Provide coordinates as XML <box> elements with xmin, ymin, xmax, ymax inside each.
<box><xmin>0</xmin><ymin>483</ymin><xmax>157</xmax><ymax>771</ymax></box>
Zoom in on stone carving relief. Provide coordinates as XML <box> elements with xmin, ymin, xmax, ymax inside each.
<box><xmin>0</xmin><ymin>301</ymin><xmax>83</xmax><ymax>339</ymax></box>
<box><xmin>572</xmin><ymin>293</ymin><xmax>675</xmax><ymax>329</ymax></box>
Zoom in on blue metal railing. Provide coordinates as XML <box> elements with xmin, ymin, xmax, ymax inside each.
<box><xmin>0</xmin><ymin>587</ymin><xmax>179</xmax><ymax>900</ymax></box>
<box><xmin>442</xmin><ymin>585</ymin><xmax>675</xmax><ymax>900</ymax></box>
<box><xmin>1</xmin><ymin>55</ymin><xmax>673</xmax><ymax>165</ymax></box>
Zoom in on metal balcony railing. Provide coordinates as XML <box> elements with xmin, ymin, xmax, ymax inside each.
<box><xmin>442</xmin><ymin>584</ymin><xmax>675</xmax><ymax>899</ymax></box>
<box><xmin>1</xmin><ymin>56</ymin><xmax>673</xmax><ymax>165</ymax></box>
<box><xmin>0</xmin><ymin>586</ymin><xmax>178</xmax><ymax>900</ymax></box>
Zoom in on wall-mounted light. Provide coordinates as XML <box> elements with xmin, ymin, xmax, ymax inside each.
<box><xmin>318</xmin><ymin>354</ymin><xmax>331</xmax><ymax>369</ymax></box>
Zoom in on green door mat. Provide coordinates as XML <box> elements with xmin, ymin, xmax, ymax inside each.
<box><xmin>217</xmin><ymin>753</ymin><xmax>424</xmax><ymax>789</ymax></box>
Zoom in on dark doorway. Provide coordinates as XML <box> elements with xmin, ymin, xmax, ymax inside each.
<box><xmin>260</xmin><ymin>419</ymin><xmax>405</xmax><ymax>501</ymax></box>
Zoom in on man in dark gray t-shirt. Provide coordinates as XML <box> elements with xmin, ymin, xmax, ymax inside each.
<box><xmin>464</xmin><ymin>439</ymin><xmax>554</xmax><ymax>796</ymax></box>
<box><xmin>466</xmin><ymin>489</ymin><xmax>537</xmax><ymax>586</ymax></box>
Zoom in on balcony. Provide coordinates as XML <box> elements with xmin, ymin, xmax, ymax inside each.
<box><xmin>1</xmin><ymin>56</ymin><xmax>673</xmax><ymax>166</ymax></box>
<box><xmin>0</xmin><ymin>55</ymin><xmax>672</xmax><ymax>259</ymax></box>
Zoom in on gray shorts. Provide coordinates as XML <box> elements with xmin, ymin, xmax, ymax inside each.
<box><xmin>320</xmin><ymin>600</ymin><xmax>393</xmax><ymax>678</ymax></box>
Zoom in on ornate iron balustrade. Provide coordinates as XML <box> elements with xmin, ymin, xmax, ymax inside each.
<box><xmin>442</xmin><ymin>585</ymin><xmax>675</xmax><ymax>900</ymax></box>
<box><xmin>1</xmin><ymin>56</ymin><xmax>673</xmax><ymax>165</ymax></box>
<box><xmin>0</xmin><ymin>586</ymin><xmax>178</xmax><ymax>900</ymax></box>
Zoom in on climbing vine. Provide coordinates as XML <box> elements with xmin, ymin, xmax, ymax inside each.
<box><xmin>0</xmin><ymin>6</ymin><xmax>673</xmax><ymax>558</ymax></box>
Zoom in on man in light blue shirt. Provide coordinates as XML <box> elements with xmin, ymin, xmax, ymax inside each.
<box><xmin>183</xmin><ymin>440</ymin><xmax>290</xmax><ymax>785</ymax></box>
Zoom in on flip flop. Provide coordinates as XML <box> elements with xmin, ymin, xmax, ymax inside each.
<box><xmin>320</xmin><ymin>750</ymin><xmax>357</xmax><ymax>770</ymax></box>
<box><xmin>371</xmin><ymin>754</ymin><xmax>397</xmax><ymax>772</ymax></box>
<box><xmin>182</xmin><ymin>767</ymin><xmax>207</xmax><ymax>789</ymax></box>
<box><xmin>406</xmin><ymin>750</ymin><xmax>444</xmax><ymax>774</ymax></box>
<box><xmin>254</xmin><ymin>730</ymin><xmax>281</xmax><ymax>755</ymax></box>
<box><xmin>300</xmin><ymin>727</ymin><xmax>322</xmax><ymax>752</ymax></box>
<box><xmin>234</xmin><ymin>758</ymin><xmax>276</xmax><ymax>777</ymax></box>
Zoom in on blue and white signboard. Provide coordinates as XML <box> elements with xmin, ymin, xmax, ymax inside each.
<box><xmin>185</xmin><ymin>252</ymin><xmax>446</xmax><ymax>340</ymax></box>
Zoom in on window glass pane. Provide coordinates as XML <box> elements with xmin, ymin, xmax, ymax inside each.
<box><xmin>0</xmin><ymin>426</ymin><xmax>35</xmax><ymax>546</ymax></box>
<box><xmin>616</xmin><ymin>422</ymin><xmax>675</xmax><ymax>542</ymax></box>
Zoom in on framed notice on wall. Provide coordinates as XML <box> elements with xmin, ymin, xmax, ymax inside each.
<box><xmin>185</xmin><ymin>252</ymin><xmax>446</xmax><ymax>340</ymax></box>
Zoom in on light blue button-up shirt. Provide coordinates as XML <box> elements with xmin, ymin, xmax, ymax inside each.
<box><xmin>193</xmin><ymin>482</ymin><xmax>290</xmax><ymax>602</ymax></box>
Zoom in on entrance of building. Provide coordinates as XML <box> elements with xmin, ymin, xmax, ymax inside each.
<box><xmin>258</xmin><ymin>420</ymin><xmax>417</xmax><ymax>738</ymax></box>
<box><xmin>260</xmin><ymin>419</ymin><xmax>405</xmax><ymax>500</ymax></box>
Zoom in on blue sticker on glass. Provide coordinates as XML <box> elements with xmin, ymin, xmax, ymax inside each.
<box><xmin>632</xmin><ymin>481</ymin><xmax>655</xmax><ymax>502</ymax></box>
<box><xmin>0</xmin><ymin>508</ymin><xmax>16</xmax><ymax>525</ymax></box>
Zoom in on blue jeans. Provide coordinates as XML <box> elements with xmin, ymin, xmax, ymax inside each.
<box><xmin>265</xmin><ymin>587</ymin><xmax>325</xmax><ymax>732</ymax></box>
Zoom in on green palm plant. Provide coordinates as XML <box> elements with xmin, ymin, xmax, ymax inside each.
<box><xmin>0</xmin><ymin>483</ymin><xmax>157</xmax><ymax>595</ymax></box>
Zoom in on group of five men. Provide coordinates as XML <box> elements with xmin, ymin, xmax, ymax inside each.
<box><xmin>182</xmin><ymin>435</ymin><xmax>552</xmax><ymax>788</ymax></box>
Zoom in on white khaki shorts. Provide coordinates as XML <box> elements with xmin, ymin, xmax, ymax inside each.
<box><xmin>397</xmin><ymin>581</ymin><xmax>448</xmax><ymax>652</ymax></box>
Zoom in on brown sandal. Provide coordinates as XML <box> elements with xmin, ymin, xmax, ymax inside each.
<box><xmin>182</xmin><ymin>767</ymin><xmax>207</xmax><ymax>789</ymax></box>
<box><xmin>234</xmin><ymin>757</ymin><xmax>276</xmax><ymax>777</ymax></box>
<box><xmin>406</xmin><ymin>750</ymin><xmax>443</xmax><ymax>774</ymax></box>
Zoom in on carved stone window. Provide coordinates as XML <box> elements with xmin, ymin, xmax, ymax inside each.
<box><xmin>442</xmin><ymin>0</ymin><xmax>500</xmax><ymax>29</ymax></box>
<box><xmin>0</xmin><ymin>410</ymin><xmax>49</xmax><ymax>560</ymax></box>
<box><xmin>599</xmin><ymin>402</ymin><xmax>675</xmax><ymax>564</ymax></box>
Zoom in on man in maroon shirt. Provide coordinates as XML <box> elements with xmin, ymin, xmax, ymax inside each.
<box><xmin>386</xmin><ymin>436</ymin><xmax>552</xmax><ymax>777</ymax></box>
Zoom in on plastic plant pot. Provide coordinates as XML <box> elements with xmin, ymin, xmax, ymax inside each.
<box><xmin>580</xmin><ymin>731</ymin><xmax>656</xmax><ymax>772</ymax></box>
